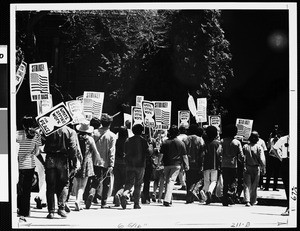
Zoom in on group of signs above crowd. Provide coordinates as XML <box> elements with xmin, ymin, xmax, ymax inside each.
<box><xmin>16</xmin><ymin>61</ymin><xmax>253</xmax><ymax>141</ymax></box>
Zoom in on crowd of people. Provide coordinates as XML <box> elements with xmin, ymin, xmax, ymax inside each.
<box><xmin>16</xmin><ymin>114</ymin><xmax>290</xmax><ymax>221</ymax></box>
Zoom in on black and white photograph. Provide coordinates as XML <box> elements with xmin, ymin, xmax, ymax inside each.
<box><xmin>0</xmin><ymin>2</ymin><xmax>297</xmax><ymax>229</ymax></box>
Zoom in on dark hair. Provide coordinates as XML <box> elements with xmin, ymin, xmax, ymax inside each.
<box><xmin>118</xmin><ymin>126</ymin><xmax>129</xmax><ymax>139</ymax></box>
<box><xmin>179</xmin><ymin>125</ymin><xmax>187</xmax><ymax>134</ymax></box>
<box><xmin>90</xmin><ymin>117</ymin><xmax>101</xmax><ymax>129</ymax></box>
<box><xmin>249</xmin><ymin>131</ymin><xmax>259</xmax><ymax>144</ymax></box>
<box><xmin>188</xmin><ymin>124</ymin><xmax>203</xmax><ymax>137</ymax></box>
<box><xmin>223</xmin><ymin>124</ymin><xmax>237</xmax><ymax>138</ymax></box>
<box><xmin>132</xmin><ymin>124</ymin><xmax>144</xmax><ymax>135</ymax></box>
<box><xmin>21</xmin><ymin>115</ymin><xmax>35</xmax><ymax>129</ymax></box>
<box><xmin>100</xmin><ymin>114</ymin><xmax>113</xmax><ymax>127</ymax></box>
<box><xmin>125</xmin><ymin>120</ymin><xmax>131</xmax><ymax>129</ymax></box>
<box><xmin>168</xmin><ymin>125</ymin><xmax>179</xmax><ymax>139</ymax></box>
<box><xmin>206</xmin><ymin>126</ymin><xmax>218</xmax><ymax>141</ymax></box>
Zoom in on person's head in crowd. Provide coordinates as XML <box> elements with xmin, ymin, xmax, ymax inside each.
<box><xmin>125</xmin><ymin>120</ymin><xmax>131</xmax><ymax>130</ymax></box>
<box><xmin>248</xmin><ymin>131</ymin><xmax>260</xmax><ymax>144</ymax></box>
<box><xmin>206</xmin><ymin>125</ymin><xmax>218</xmax><ymax>142</ymax></box>
<box><xmin>132</xmin><ymin>124</ymin><xmax>144</xmax><ymax>136</ymax></box>
<box><xmin>179</xmin><ymin>125</ymin><xmax>187</xmax><ymax>135</ymax></box>
<box><xmin>90</xmin><ymin>117</ymin><xmax>101</xmax><ymax>129</ymax></box>
<box><xmin>118</xmin><ymin>126</ymin><xmax>129</xmax><ymax>139</ymax></box>
<box><xmin>76</xmin><ymin>120</ymin><xmax>94</xmax><ymax>138</ymax></box>
<box><xmin>100</xmin><ymin>114</ymin><xmax>113</xmax><ymax>128</ymax></box>
<box><xmin>188</xmin><ymin>124</ymin><xmax>204</xmax><ymax>137</ymax></box>
<box><xmin>223</xmin><ymin>124</ymin><xmax>238</xmax><ymax>138</ymax></box>
<box><xmin>168</xmin><ymin>125</ymin><xmax>179</xmax><ymax>139</ymax></box>
<box><xmin>21</xmin><ymin>115</ymin><xmax>36</xmax><ymax>138</ymax></box>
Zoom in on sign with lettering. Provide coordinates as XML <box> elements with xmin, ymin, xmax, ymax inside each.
<box><xmin>0</xmin><ymin>45</ymin><xmax>7</xmax><ymax>64</ymax></box>
<box><xmin>36</xmin><ymin>102</ymin><xmax>73</xmax><ymax>136</ymax></box>
<box><xmin>196</xmin><ymin>98</ymin><xmax>207</xmax><ymax>123</ymax></box>
<box><xmin>141</xmin><ymin>100</ymin><xmax>156</xmax><ymax>128</ymax></box>
<box><xmin>36</xmin><ymin>94</ymin><xmax>53</xmax><ymax>116</ymax></box>
<box><xmin>29</xmin><ymin>62</ymin><xmax>50</xmax><ymax>101</ymax></box>
<box><xmin>83</xmin><ymin>91</ymin><xmax>104</xmax><ymax>120</ymax></box>
<box><xmin>132</xmin><ymin>106</ymin><xmax>144</xmax><ymax>127</ymax></box>
<box><xmin>136</xmin><ymin>95</ymin><xmax>144</xmax><ymax>108</ymax></box>
<box><xmin>16</xmin><ymin>61</ymin><xmax>27</xmax><ymax>86</ymax></box>
<box><xmin>66</xmin><ymin>100</ymin><xmax>85</xmax><ymax>124</ymax></box>
<box><xmin>178</xmin><ymin>110</ymin><xmax>190</xmax><ymax>128</ymax></box>
<box><xmin>154</xmin><ymin>101</ymin><xmax>171</xmax><ymax>130</ymax></box>
<box><xmin>236</xmin><ymin>118</ymin><xmax>253</xmax><ymax>141</ymax></box>
<box><xmin>208</xmin><ymin>115</ymin><xmax>222</xmax><ymax>134</ymax></box>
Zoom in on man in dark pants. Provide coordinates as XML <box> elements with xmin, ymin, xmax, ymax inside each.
<box><xmin>273</xmin><ymin>135</ymin><xmax>290</xmax><ymax>216</ymax></box>
<box><xmin>43</xmin><ymin>125</ymin><xmax>80</xmax><ymax>219</ymax></box>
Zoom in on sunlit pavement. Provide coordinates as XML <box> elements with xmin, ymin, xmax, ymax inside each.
<box><xmin>13</xmin><ymin>190</ymin><xmax>296</xmax><ymax>229</ymax></box>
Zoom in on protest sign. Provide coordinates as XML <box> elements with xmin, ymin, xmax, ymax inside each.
<box><xmin>29</xmin><ymin>62</ymin><xmax>50</xmax><ymax>101</ymax></box>
<box><xmin>187</xmin><ymin>93</ymin><xmax>197</xmax><ymax>117</ymax></box>
<box><xmin>208</xmin><ymin>115</ymin><xmax>222</xmax><ymax>134</ymax></box>
<box><xmin>236</xmin><ymin>118</ymin><xmax>253</xmax><ymax>141</ymax></box>
<box><xmin>36</xmin><ymin>94</ymin><xmax>53</xmax><ymax>116</ymax></box>
<box><xmin>16</xmin><ymin>61</ymin><xmax>27</xmax><ymax>93</ymax></box>
<box><xmin>178</xmin><ymin>110</ymin><xmax>190</xmax><ymax>128</ymax></box>
<box><xmin>66</xmin><ymin>100</ymin><xmax>85</xmax><ymax>124</ymax></box>
<box><xmin>36</xmin><ymin>102</ymin><xmax>73</xmax><ymax>136</ymax></box>
<box><xmin>136</xmin><ymin>95</ymin><xmax>144</xmax><ymax>108</ymax></box>
<box><xmin>141</xmin><ymin>100</ymin><xmax>156</xmax><ymax>128</ymax></box>
<box><xmin>154</xmin><ymin>101</ymin><xmax>171</xmax><ymax>130</ymax></box>
<box><xmin>83</xmin><ymin>91</ymin><xmax>104</xmax><ymax>120</ymax></box>
<box><xmin>196</xmin><ymin>98</ymin><xmax>207</xmax><ymax>123</ymax></box>
<box><xmin>131</xmin><ymin>106</ymin><xmax>144</xmax><ymax>127</ymax></box>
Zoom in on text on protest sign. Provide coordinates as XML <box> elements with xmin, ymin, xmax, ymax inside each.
<box><xmin>36</xmin><ymin>102</ymin><xmax>73</xmax><ymax>136</ymax></box>
<box><xmin>37</xmin><ymin>94</ymin><xmax>53</xmax><ymax>116</ymax></box>
<box><xmin>208</xmin><ymin>115</ymin><xmax>222</xmax><ymax>133</ymax></box>
<box><xmin>178</xmin><ymin>110</ymin><xmax>190</xmax><ymax>128</ymax></box>
<box><xmin>196</xmin><ymin>98</ymin><xmax>207</xmax><ymax>123</ymax></box>
<box><xmin>136</xmin><ymin>95</ymin><xmax>144</xmax><ymax>108</ymax></box>
<box><xmin>83</xmin><ymin>91</ymin><xmax>104</xmax><ymax>120</ymax></box>
<box><xmin>66</xmin><ymin>100</ymin><xmax>85</xmax><ymax>124</ymax></box>
<box><xmin>29</xmin><ymin>62</ymin><xmax>50</xmax><ymax>101</ymax></box>
<box><xmin>132</xmin><ymin>106</ymin><xmax>144</xmax><ymax>127</ymax></box>
<box><xmin>154</xmin><ymin>101</ymin><xmax>171</xmax><ymax>130</ymax></box>
<box><xmin>236</xmin><ymin>118</ymin><xmax>253</xmax><ymax>141</ymax></box>
<box><xmin>141</xmin><ymin>100</ymin><xmax>156</xmax><ymax>128</ymax></box>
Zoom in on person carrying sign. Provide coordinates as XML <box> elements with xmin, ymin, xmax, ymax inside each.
<box><xmin>42</xmin><ymin>125</ymin><xmax>80</xmax><ymax>219</ymax></box>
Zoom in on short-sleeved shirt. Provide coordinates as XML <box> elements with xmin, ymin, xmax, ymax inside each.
<box><xmin>243</xmin><ymin>143</ymin><xmax>265</xmax><ymax>167</ymax></box>
<box><xmin>221</xmin><ymin>137</ymin><xmax>243</xmax><ymax>168</ymax></box>
<box><xmin>17</xmin><ymin>130</ymin><xmax>42</xmax><ymax>169</ymax></box>
<box><xmin>273</xmin><ymin>135</ymin><xmax>289</xmax><ymax>159</ymax></box>
<box><xmin>257</xmin><ymin>138</ymin><xmax>267</xmax><ymax>152</ymax></box>
<box><xmin>161</xmin><ymin>137</ymin><xmax>187</xmax><ymax>167</ymax></box>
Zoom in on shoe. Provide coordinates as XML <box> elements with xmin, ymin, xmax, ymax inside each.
<box><xmin>93</xmin><ymin>197</ymin><xmax>99</xmax><ymax>204</ymax></box>
<box><xmin>273</xmin><ymin>189</ymin><xmax>279</xmax><ymax>191</ymax></box>
<box><xmin>120</xmin><ymin>195</ymin><xmax>127</xmax><ymax>209</ymax></box>
<box><xmin>75</xmin><ymin>202</ymin><xmax>80</xmax><ymax>211</ymax></box>
<box><xmin>151</xmin><ymin>194</ymin><xmax>156</xmax><ymax>202</ymax></box>
<box><xmin>58</xmin><ymin>209</ymin><xmax>67</xmax><ymax>218</ymax></box>
<box><xmin>41</xmin><ymin>203</ymin><xmax>47</xmax><ymax>208</ymax></box>
<box><xmin>101</xmin><ymin>204</ymin><xmax>111</xmax><ymax>209</ymax></box>
<box><xmin>19</xmin><ymin>216</ymin><xmax>27</xmax><ymax>222</ymax></box>
<box><xmin>263</xmin><ymin>188</ymin><xmax>269</xmax><ymax>191</ymax></box>
<box><xmin>163</xmin><ymin>201</ymin><xmax>171</xmax><ymax>207</ymax></box>
<box><xmin>85</xmin><ymin>194</ymin><xmax>93</xmax><ymax>209</ymax></box>
<box><xmin>46</xmin><ymin>213</ymin><xmax>55</xmax><ymax>219</ymax></box>
<box><xmin>142</xmin><ymin>199</ymin><xmax>150</xmax><ymax>204</ymax></box>
<box><xmin>245</xmin><ymin>202</ymin><xmax>251</xmax><ymax>207</ymax></box>
<box><xmin>34</xmin><ymin>197</ymin><xmax>42</xmax><ymax>209</ymax></box>
<box><xmin>65</xmin><ymin>204</ymin><xmax>71</xmax><ymax>213</ymax></box>
<box><xmin>134</xmin><ymin>204</ymin><xmax>141</xmax><ymax>209</ymax></box>
<box><xmin>281</xmin><ymin>208</ymin><xmax>289</xmax><ymax>216</ymax></box>
<box><xmin>157</xmin><ymin>199</ymin><xmax>162</xmax><ymax>203</ymax></box>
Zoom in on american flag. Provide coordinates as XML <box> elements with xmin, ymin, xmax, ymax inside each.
<box><xmin>30</xmin><ymin>73</ymin><xmax>49</xmax><ymax>93</ymax></box>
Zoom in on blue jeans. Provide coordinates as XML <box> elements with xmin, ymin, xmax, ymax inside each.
<box><xmin>17</xmin><ymin>168</ymin><xmax>35</xmax><ymax>216</ymax></box>
<box><xmin>45</xmin><ymin>154</ymin><xmax>69</xmax><ymax>213</ymax></box>
<box><xmin>163</xmin><ymin>165</ymin><xmax>181</xmax><ymax>203</ymax></box>
<box><xmin>123</xmin><ymin>166</ymin><xmax>145</xmax><ymax>205</ymax></box>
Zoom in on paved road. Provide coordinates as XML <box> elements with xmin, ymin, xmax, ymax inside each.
<box><xmin>14</xmin><ymin>193</ymin><xmax>296</xmax><ymax>229</ymax></box>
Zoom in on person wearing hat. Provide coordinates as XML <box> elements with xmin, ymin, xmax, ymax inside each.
<box><xmin>72</xmin><ymin>121</ymin><xmax>100</xmax><ymax>211</ymax></box>
<box><xmin>85</xmin><ymin>113</ymin><xmax>117</xmax><ymax>209</ymax></box>
<box><xmin>242</xmin><ymin>131</ymin><xmax>266</xmax><ymax>207</ymax></box>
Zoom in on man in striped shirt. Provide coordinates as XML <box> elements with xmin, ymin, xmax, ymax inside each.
<box><xmin>16</xmin><ymin>115</ymin><xmax>44</xmax><ymax>221</ymax></box>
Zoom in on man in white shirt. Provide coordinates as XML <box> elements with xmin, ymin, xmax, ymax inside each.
<box><xmin>273</xmin><ymin>135</ymin><xmax>289</xmax><ymax>216</ymax></box>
